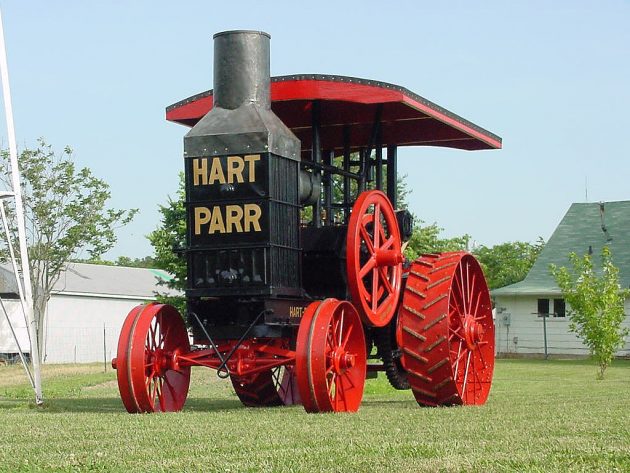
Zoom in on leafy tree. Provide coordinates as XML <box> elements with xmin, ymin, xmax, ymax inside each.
<box><xmin>0</xmin><ymin>139</ymin><xmax>137</xmax><ymax>358</ymax></box>
<box><xmin>113</xmin><ymin>255</ymin><xmax>156</xmax><ymax>268</ymax></box>
<box><xmin>72</xmin><ymin>255</ymin><xmax>156</xmax><ymax>268</ymax></box>
<box><xmin>147</xmin><ymin>173</ymin><xmax>186</xmax><ymax>314</ymax></box>
<box><xmin>474</xmin><ymin>238</ymin><xmax>545</xmax><ymax>289</ymax></box>
<box><xmin>404</xmin><ymin>222</ymin><xmax>470</xmax><ymax>260</ymax></box>
<box><xmin>550</xmin><ymin>247</ymin><xmax>629</xmax><ymax>379</ymax></box>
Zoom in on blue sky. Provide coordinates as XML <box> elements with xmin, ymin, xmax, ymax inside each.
<box><xmin>0</xmin><ymin>1</ymin><xmax>628</xmax><ymax>259</ymax></box>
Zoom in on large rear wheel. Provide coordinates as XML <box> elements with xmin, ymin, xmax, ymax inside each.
<box><xmin>397</xmin><ymin>252</ymin><xmax>495</xmax><ymax>406</ymax></box>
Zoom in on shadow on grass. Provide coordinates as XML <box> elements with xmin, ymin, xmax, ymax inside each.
<box><xmin>21</xmin><ymin>396</ymin><xmax>254</xmax><ymax>413</ymax></box>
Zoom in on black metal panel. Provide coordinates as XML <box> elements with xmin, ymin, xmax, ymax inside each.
<box><xmin>185</xmin><ymin>152</ymin><xmax>301</xmax><ymax>297</ymax></box>
<box><xmin>182</xmin><ymin>31</ymin><xmax>302</xmax><ymax>299</ymax></box>
<box><xmin>301</xmin><ymin>226</ymin><xmax>348</xmax><ymax>300</ymax></box>
<box><xmin>188</xmin><ymin>298</ymin><xmax>290</xmax><ymax>343</ymax></box>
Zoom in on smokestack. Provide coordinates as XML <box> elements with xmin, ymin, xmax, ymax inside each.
<box><xmin>212</xmin><ymin>30</ymin><xmax>270</xmax><ymax>110</ymax></box>
<box><xmin>184</xmin><ymin>30</ymin><xmax>299</xmax><ymax>160</ymax></box>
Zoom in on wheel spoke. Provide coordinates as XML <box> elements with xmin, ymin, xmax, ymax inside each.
<box><xmin>342</xmin><ymin>371</ymin><xmax>356</xmax><ymax>389</ymax></box>
<box><xmin>465</xmin><ymin>262</ymin><xmax>472</xmax><ymax>314</ymax></box>
<box><xmin>378</xmin><ymin>267</ymin><xmax>394</xmax><ymax>295</ymax></box>
<box><xmin>381</xmin><ymin>235</ymin><xmax>395</xmax><ymax>250</ymax></box>
<box><xmin>371</xmin><ymin>269</ymin><xmax>379</xmax><ymax>312</ymax></box>
<box><xmin>157</xmin><ymin>378</ymin><xmax>165</xmax><ymax>411</ymax></box>
<box><xmin>338</xmin><ymin>308</ymin><xmax>345</xmax><ymax>347</ymax></box>
<box><xmin>340</xmin><ymin>324</ymin><xmax>354</xmax><ymax>350</ymax></box>
<box><xmin>449</xmin><ymin>326</ymin><xmax>465</xmax><ymax>341</ymax></box>
<box><xmin>462</xmin><ymin>350</ymin><xmax>472</xmax><ymax>402</ymax></box>
<box><xmin>453</xmin><ymin>269</ymin><xmax>467</xmax><ymax>316</ymax></box>
<box><xmin>373</xmin><ymin>204</ymin><xmax>381</xmax><ymax>249</ymax></box>
<box><xmin>360</xmin><ymin>223</ymin><xmax>375</xmax><ymax>255</ymax></box>
<box><xmin>359</xmin><ymin>257</ymin><xmax>376</xmax><ymax>278</ymax></box>
<box><xmin>453</xmin><ymin>340</ymin><xmax>464</xmax><ymax>379</ymax></box>
<box><xmin>336</xmin><ymin>374</ymin><xmax>346</xmax><ymax>410</ymax></box>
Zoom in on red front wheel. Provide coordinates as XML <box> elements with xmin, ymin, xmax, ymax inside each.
<box><xmin>296</xmin><ymin>299</ymin><xmax>367</xmax><ymax>413</ymax></box>
<box><xmin>114</xmin><ymin>303</ymin><xmax>191</xmax><ymax>413</ymax></box>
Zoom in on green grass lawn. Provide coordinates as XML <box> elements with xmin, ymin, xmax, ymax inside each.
<box><xmin>0</xmin><ymin>359</ymin><xmax>628</xmax><ymax>472</ymax></box>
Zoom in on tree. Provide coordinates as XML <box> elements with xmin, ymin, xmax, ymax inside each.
<box><xmin>473</xmin><ymin>238</ymin><xmax>545</xmax><ymax>289</ymax></box>
<box><xmin>0</xmin><ymin>139</ymin><xmax>137</xmax><ymax>358</ymax></box>
<box><xmin>147</xmin><ymin>173</ymin><xmax>186</xmax><ymax>314</ymax></box>
<box><xmin>404</xmin><ymin>222</ymin><xmax>470</xmax><ymax>260</ymax></box>
<box><xmin>550</xmin><ymin>247</ymin><xmax>629</xmax><ymax>379</ymax></box>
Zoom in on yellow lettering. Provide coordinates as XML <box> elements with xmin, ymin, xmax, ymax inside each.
<box><xmin>208</xmin><ymin>158</ymin><xmax>226</xmax><ymax>185</ymax></box>
<box><xmin>226</xmin><ymin>156</ymin><xmax>245</xmax><ymax>184</ymax></box>
<box><xmin>225</xmin><ymin>205</ymin><xmax>244</xmax><ymax>233</ymax></box>
<box><xmin>192</xmin><ymin>159</ymin><xmax>208</xmax><ymax>186</ymax></box>
<box><xmin>208</xmin><ymin>206</ymin><xmax>225</xmax><ymax>233</ymax></box>
<box><xmin>194</xmin><ymin>207</ymin><xmax>210</xmax><ymax>235</ymax></box>
<box><xmin>244</xmin><ymin>204</ymin><xmax>262</xmax><ymax>232</ymax></box>
<box><xmin>244</xmin><ymin>154</ymin><xmax>261</xmax><ymax>183</ymax></box>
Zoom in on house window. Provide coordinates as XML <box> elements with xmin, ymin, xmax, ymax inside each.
<box><xmin>554</xmin><ymin>298</ymin><xmax>566</xmax><ymax>317</ymax></box>
<box><xmin>537</xmin><ymin>298</ymin><xmax>550</xmax><ymax>317</ymax></box>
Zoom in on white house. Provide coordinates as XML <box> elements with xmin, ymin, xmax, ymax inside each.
<box><xmin>492</xmin><ymin>201</ymin><xmax>630</xmax><ymax>358</ymax></box>
<box><xmin>0</xmin><ymin>263</ymin><xmax>178</xmax><ymax>364</ymax></box>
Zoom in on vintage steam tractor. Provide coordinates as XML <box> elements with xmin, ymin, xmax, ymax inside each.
<box><xmin>112</xmin><ymin>30</ymin><xmax>501</xmax><ymax>413</ymax></box>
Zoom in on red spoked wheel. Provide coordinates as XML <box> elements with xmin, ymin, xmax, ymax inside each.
<box><xmin>397</xmin><ymin>252</ymin><xmax>495</xmax><ymax>406</ymax></box>
<box><xmin>347</xmin><ymin>190</ymin><xmax>403</xmax><ymax>327</ymax></box>
<box><xmin>296</xmin><ymin>299</ymin><xmax>367</xmax><ymax>413</ymax></box>
<box><xmin>114</xmin><ymin>303</ymin><xmax>191</xmax><ymax>413</ymax></box>
<box><xmin>231</xmin><ymin>366</ymin><xmax>300</xmax><ymax>407</ymax></box>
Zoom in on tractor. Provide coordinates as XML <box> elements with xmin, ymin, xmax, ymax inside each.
<box><xmin>112</xmin><ymin>30</ymin><xmax>500</xmax><ymax>413</ymax></box>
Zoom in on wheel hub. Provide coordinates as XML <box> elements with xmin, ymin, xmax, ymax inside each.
<box><xmin>375</xmin><ymin>249</ymin><xmax>403</xmax><ymax>267</ymax></box>
<box><xmin>147</xmin><ymin>348</ymin><xmax>170</xmax><ymax>377</ymax></box>
<box><xmin>463</xmin><ymin>315</ymin><xmax>485</xmax><ymax>350</ymax></box>
<box><xmin>331</xmin><ymin>348</ymin><xmax>355</xmax><ymax>374</ymax></box>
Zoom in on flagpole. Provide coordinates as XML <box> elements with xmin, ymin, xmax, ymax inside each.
<box><xmin>0</xmin><ymin>7</ymin><xmax>43</xmax><ymax>405</ymax></box>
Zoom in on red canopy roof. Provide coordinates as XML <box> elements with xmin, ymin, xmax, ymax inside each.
<box><xmin>166</xmin><ymin>75</ymin><xmax>502</xmax><ymax>155</ymax></box>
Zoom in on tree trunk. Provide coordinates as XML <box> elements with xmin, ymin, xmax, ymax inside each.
<box><xmin>33</xmin><ymin>292</ymin><xmax>48</xmax><ymax>363</ymax></box>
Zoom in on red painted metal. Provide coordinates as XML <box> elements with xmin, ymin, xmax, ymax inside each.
<box><xmin>397</xmin><ymin>252</ymin><xmax>495</xmax><ymax>406</ymax></box>
<box><xmin>114</xmin><ymin>304</ymin><xmax>144</xmax><ymax>413</ymax></box>
<box><xmin>347</xmin><ymin>190</ymin><xmax>403</xmax><ymax>327</ymax></box>
<box><xmin>166</xmin><ymin>75</ymin><xmax>502</xmax><ymax>153</ymax></box>
<box><xmin>231</xmin><ymin>365</ymin><xmax>300</xmax><ymax>407</ymax></box>
<box><xmin>295</xmin><ymin>299</ymin><xmax>367</xmax><ymax>413</ymax></box>
<box><xmin>115</xmin><ymin>303</ymin><xmax>191</xmax><ymax>413</ymax></box>
<box><xmin>176</xmin><ymin>338</ymin><xmax>296</xmax><ymax>380</ymax></box>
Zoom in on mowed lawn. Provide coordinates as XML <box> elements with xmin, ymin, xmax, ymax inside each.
<box><xmin>0</xmin><ymin>359</ymin><xmax>628</xmax><ymax>472</ymax></box>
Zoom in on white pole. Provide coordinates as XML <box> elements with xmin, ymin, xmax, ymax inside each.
<box><xmin>0</xmin><ymin>7</ymin><xmax>43</xmax><ymax>405</ymax></box>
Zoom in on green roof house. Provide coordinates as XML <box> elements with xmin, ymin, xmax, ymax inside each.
<box><xmin>492</xmin><ymin>201</ymin><xmax>630</xmax><ymax>357</ymax></box>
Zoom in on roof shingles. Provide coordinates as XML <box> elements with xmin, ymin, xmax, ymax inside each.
<box><xmin>492</xmin><ymin>201</ymin><xmax>630</xmax><ymax>296</ymax></box>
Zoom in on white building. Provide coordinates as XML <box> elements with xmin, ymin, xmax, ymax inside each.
<box><xmin>0</xmin><ymin>263</ymin><xmax>178</xmax><ymax>364</ymax></box>
<box><xmin>492</xmin><ymin>201</ymin><xmax>630</xmax><ymax>358</ymax></box>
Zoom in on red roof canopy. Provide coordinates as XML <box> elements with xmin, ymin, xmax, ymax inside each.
<box><xmin>166</xmin><ymin>75</ymin><xmax>502</xmax><ymax>155</ymax></box>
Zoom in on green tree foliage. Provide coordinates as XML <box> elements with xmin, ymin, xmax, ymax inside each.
<box><xmin>550</xmin><ymin>247</ymin><xmax>629</xmax><ymax>379</ymax></box>
<box><xmin>0</xmin><ymin>139</ymin><xmax>137</xmax><ymax>356</ymax></box>
<box><xmin>147</xmin><ymin>173</ymin><xmax>187</xmax><ymax>314</ymax></box>
<box><xmin>473</xmin><ymin>238</ymin><xmax>545</xmax><ymax>289</ymax></box>
<box><xmin>73</xmin><ymin>256</ymin><xmax>156</xmax><ymax>268</ymax></box>
<box><xmin>404</xmin><ymin>222</ymin><xmax>470</xmax><ymax>260</ymax></box>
